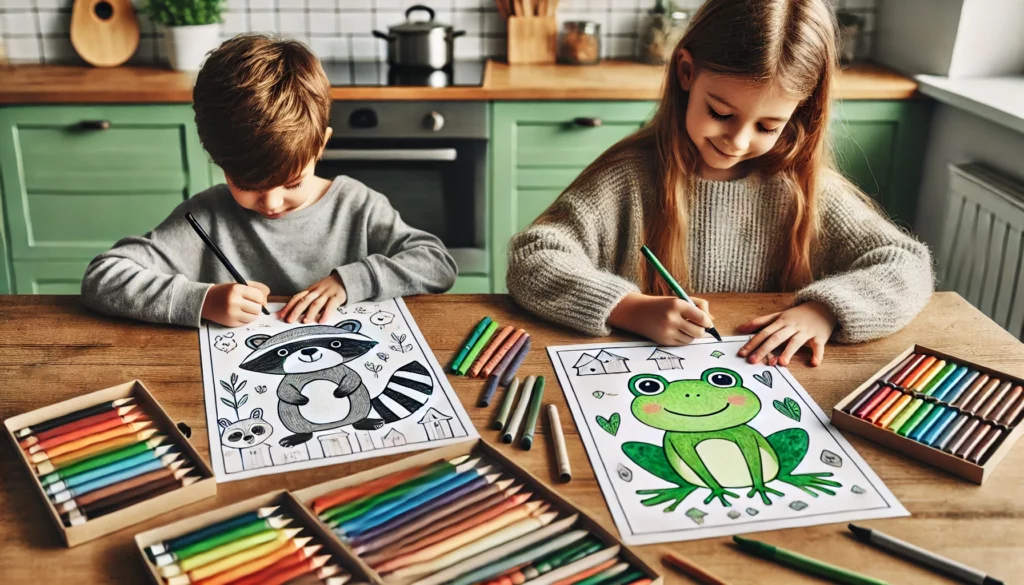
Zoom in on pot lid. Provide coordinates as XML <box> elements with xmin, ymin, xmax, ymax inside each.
<box><xmin>389</xmin><ymin>5</ymin><xmax>450</xmax><ymax>33</ymax></box>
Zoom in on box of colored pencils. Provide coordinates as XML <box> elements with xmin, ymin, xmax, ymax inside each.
<box><xmin>832</xmin><ymin>345</ymin><xmax>1024</xmax><ymax>483</ymax></box>
<box><xmin>294</xmin><ymin>439</ymin><xmax>662</xmax><ymax>585</ymax></box>
<box><xmin>135</xmin><ymin>489</ymin><xmax>368</xmax><ymax>585</ymax></box>
<box><xmin>3</xmin><ymin>379</ymin><xmax>216</xmax><ymax>546</ymax></box>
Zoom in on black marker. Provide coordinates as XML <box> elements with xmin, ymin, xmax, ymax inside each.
<box><xmin>185</xmin><ymin>212</ymin><xmax>270</xmax><ymax>315</ymax></box>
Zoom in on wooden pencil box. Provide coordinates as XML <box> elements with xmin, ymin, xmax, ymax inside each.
<box><xmin>832</xmin><ymin>345</ymin><xmax>1024</xmax><ymax>484</ymax></box>
<box><xmin>134</xmin><ymin>490</ymin><xmax>373</xmax><ymax>585</ymax></box>
<box><xmin>3</xmin><ymin>379</ymin><xmax>216</xmax><ymax>547</ymax></box>
<box><xmin>293</xmin><ymin>438</ymin><xmax>663</xmax><ymax>585</ymax></box>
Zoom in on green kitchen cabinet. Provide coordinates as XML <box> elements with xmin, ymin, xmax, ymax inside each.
<box><xmin>0</xmin><ymin>105</ymin><xmax>210</xmax><ymax>294</ymax></box>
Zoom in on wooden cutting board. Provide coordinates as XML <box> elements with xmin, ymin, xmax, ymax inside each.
<box><xmin>70</xmin><ymin>0</ymin><xmax>140</xmax><ymax>67</ymax></box>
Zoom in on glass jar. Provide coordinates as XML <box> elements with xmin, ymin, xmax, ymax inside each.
<box><xmin>558</xmin><ymin>21</ymin><xmax>602</xmax><ymax>66</ymax></box>
<box><xmin>638</xmin><ymin>5</ymin><xmax>690</xmax><ymax>65</ymax></box>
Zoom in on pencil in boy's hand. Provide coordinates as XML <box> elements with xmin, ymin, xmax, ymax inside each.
<box><xmin>185</xmin><ymin>212</ymin><xmax>270</xmax><ymax>316</ymax></box>
<box><xmin>640</xmin><ymin>245</ymin><xmax>722</xmax><ymax>342</ymax></box>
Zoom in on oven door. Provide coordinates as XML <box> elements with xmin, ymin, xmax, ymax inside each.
<box><xmin>315</xmin><ymin>137</ymin><xmax>488</xmax><ymax>278</ymax></box>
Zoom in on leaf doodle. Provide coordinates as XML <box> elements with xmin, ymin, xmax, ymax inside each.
<box><xmin>710</xmin><ymin>351</ymin><xmax>724</xmax><ymax>359</ymax></box>
<box><xmin>596</xmin><ymin>413</ymin><xmax>620</xmax><ymax>436</ymax></box>
<box><xmin>377</xmin><ymin>352</ymin><xmax>390</xmax><ymax>362</ymax></box>
<box><xmin>753</xmin><ymin>371</ymin><xmax>773</xmax><ymax>388</ymax></box>
<box><xmin>389</xmin><ymin>332</ymin><xmax>413</xmax><ymax>353</ymax></box>
<box><xmin>255</xmin><ymin>385</ymin><xmax>267</xmax><ymax>394</ymax></box>
<box><xmin>773</xmin><ymin>397</ymin><xmax>801</xmax><ymax>422</ymax></box>
<box><xmin>685</xmin><ymin>508</ymin><xmax>707</xmax><ymax>525</ymax></box>
<box><xmin>219</xmin><ymin>373</ymin><xmax>250</xmax><ymax>421</ymax></box>
<box><xmin>365</xmin><ymin>362</ymin><xmax>384</xmax><ymax>378</ymax></box>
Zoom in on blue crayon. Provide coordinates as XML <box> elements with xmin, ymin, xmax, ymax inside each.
<box><xmin>939</xmin><ymin>370</ymin><xmax>980</xmax><ymax>404</ymax></box>
<box><xmin>930</xmin><ymin>366</ymin><xmax>968</xmax><ymax>401</ymax></box>
<box><xmin>909</xmin><ymin>405</ymin><xmax>948</xmax><ymax>442</ymax></box>
<box><xmin>925</xmin><ymin>409</ymin><xmax>963</xmax><ymax>446</ymax></box>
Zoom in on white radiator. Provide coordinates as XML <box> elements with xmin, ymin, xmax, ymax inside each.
<box><xmin>938</xmin><ymin>163</ymin><xmax>1024</xmax><ymax>340</ymax></box>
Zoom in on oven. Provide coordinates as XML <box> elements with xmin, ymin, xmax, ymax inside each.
<box><xmin>317</xmin><ymin>101</ymin><xmax>489</xmax><ymax>283</ymax></box>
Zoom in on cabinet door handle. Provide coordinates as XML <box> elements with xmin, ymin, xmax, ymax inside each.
<box><xmin>77</xmin><ymin>120</ymin><xmax>111</xmax><ymax>130</ymax></box>
<box><xmin>573</xmin><ymin>117</ymin><xmax>603</xmax><ymax>127</ymax></box>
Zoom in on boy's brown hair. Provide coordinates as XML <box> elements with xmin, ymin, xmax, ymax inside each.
<box><xmin>193</xmin><ymin>34</ymin><xmax>331</xmax><ymax>191</ymax></box>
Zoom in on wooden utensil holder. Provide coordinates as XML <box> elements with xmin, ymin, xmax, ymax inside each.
<box><xmin>507</xmin><ymin>16</ymin><xmax>557</xmax><ymax>64</ymax></box>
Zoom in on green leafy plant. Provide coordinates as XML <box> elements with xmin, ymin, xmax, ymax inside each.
<box><xmin>145</xmin><ymin>0</ymin><xmax>225</xmax><ymax>27</ymax></box>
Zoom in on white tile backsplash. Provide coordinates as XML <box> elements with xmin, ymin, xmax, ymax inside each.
<box><xmin>4</xmin><ymin>10</ymin><xmax>38</xmax><ymax>35</ymax></box>
<box><xmin>338</xmin><ymin>10</ymin><xmax>372</xmax><ymax>34</ymax></box>
<box><xmin>6</xmin><ymin>36</ymin><xmax>40</xmax><ymax>61</ymax></box>
<box><xmin>277</xmin><ymin>9</ymin><xmax>307</xmax><ymax>34</ymax></box>
<box><xmin>309</xmin><ymin>10</ymin><xmax>339</xmax><ymax>35</ymax></box>
<box><xmin>248</xmin><ymin>10</ymin><xmax>276</xmax><ymax>32</ymax></box>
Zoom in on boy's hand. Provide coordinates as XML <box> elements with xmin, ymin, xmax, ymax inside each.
<box><xmin>737</xmin><ymin>301</ymin><xmax>837</xmax><ymax>367</ymax></box>
<box><xmin>201</xmin><ymin>281</ymin><xmax>270</xmax><ymax>327</ymax></box>
<box><xmin>608</xmin><ymin>292</ymin><xmax>713</xmax><ymax>346</ymax></box>
<box><xmin>281</xmin><ymin>273</ymin><xmax>347</xmax><ymax>324</ymax></box>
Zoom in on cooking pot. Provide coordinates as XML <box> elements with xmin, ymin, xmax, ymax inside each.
<box><xmin>373</xmin><ymin>5</ymin><xmax>465</xmax><ymax>70</ymax></box>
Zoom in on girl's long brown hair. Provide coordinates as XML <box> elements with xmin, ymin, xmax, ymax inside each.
<box><xmin>544</xmin><ymin>0</ymin><xmax>840</xmax><ymax>296</ymax></box>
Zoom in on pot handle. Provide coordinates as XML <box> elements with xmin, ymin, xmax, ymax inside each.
<box><xmin>406</xmin><ymin>4</ymin><xmax>435</xmax><ymax>21</ymax></box>
<box><xmin>372</xmin><ymin>30</ymin><xmax>393</xmax><ymax>41</ymax></box>
<box><xmin>451</xmin><ymin>30</ymin><xmax>466</xmax><ymax>38</ymax></box>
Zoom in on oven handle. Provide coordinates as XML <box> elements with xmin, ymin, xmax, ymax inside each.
<box><xmin>321</xmin><ymin>148</ymin><xmax>458</xmax><ymax>162</ymax></box>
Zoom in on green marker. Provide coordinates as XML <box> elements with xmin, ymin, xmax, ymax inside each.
<box><xmin>458</xmin><ymin>321</ymin><xmax>499</xmax><ymax>376</ymax></box>
<box><xmin>520</xmin><ymin>376</ymin><xmax>545</xmax><ymax>450</ymax></box>
<box><xmin>733</xmin><ymin>536</ymin><xmax>889</xmax><ymax>585</ymax></box>
<box><xmin>640</xmin><ymin>245</ymin><xmax>722</xmax><ymax>342</ymax></box>
<box><xmin>451</xmin><ymin>316</ymin><xmax>491</xmax><ymax>372</ymax></box>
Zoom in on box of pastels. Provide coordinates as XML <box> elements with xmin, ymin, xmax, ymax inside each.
<box><xmin>2</xmin><ymin>379</ymin><xmax>216</xmax><ymax>546</ymax></box>
<box><xmin>135</xmin><ymin>490</ymin><xmax>369</xmax><ymax>585</ymax></box>
<box><xmin>832</xmin><ymin>346</ymin><xmax>1024</xmax><ymax>483</ymax></box>
<box><xmin>293</xmin><ymin>439</ymin><xmax>662</xmax><ymax>585</ymax></box>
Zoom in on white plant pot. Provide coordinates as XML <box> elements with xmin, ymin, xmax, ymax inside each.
<box><xmin>164</xmin><ymin>23</ymin><xmax>222</xmax><ymax>71</ymax></box>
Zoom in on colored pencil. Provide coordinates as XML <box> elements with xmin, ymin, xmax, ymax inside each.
<box><xmin>523</xmin><ymin>547</ymin><xmax>621</xmax><ymax>585</ymax></box>
<box><xmin>550</xmin><ymin>559</ymin><xmax>619</xmax><ymax>585</ymax></box>
<box><xmin>30</xmin><ymin>421</ymin><xmax>153</xmax><ymax>463</ymax></box>
<box><xmin>493</xmin><ymin>377</ymin><xmax>521</xmax><ymax>430</ymax></box>
<box><xmin>590</xmin><ymin>568</ymin><xmax>645</xmax><ymax>585</ymax></box>
<box><xmin>500</xmin><ymin>337</ymin><xmax>532</xmax><ymax>387</ymax></box>
<box><xmin>154</xmin><ymin>516</ymin><xmax>293</xmax><ymax>566</ymax></box>
<box><xmin>471</xmin><ymin>325</ymin><xmax>515</xmax><ymax>377</ymax></box>
<box><xmin>190</xmin><ymin>544</ymin><xmax>323</xmax><ymax>585</ymax></box>
<box><xmin>493</xmin><ymin>333</ymin><xmax>529</xmax><ymax>384</ymax></box>
<box><xmin>40</xmin><ymin>438</ymin><xmax>169</xmax><ymax>486</ymax></box>
<box><xmin>408</xmin><ymin>514</ymin><xmax>579</xmax><ymax>585</ymax></box>
<box><xmin>146</xmin><ymin>506</ymin><xmax>281</xmax><ymax>558</ymax></box>
<box><xmin>63</xmin><ymin>464</ymin><xmax>193</xmax><ymax>514</ymax></box>
<box><xmin>35</xmin><ymin>430</ymin><xmax>161</xmax><ymax>474</ymax></box>
<box><xmin>166</xmin><ymin>534</ymin><xmax>311</xmax><ymax>585</ymax></box>
<box><xmin>45</xmin><ymin>445</ymin><xmax>175</xmax><ymax>495</ymax></box>
<box><xmin>641</xmin><ymin>245</ymin><xmax>722</xmax><ymax>341</ymax></box>
<box><xmin>185</xmin><ymin>211</ymin><xmax>268</xmax><ymax>315</ymax></box>
<box><xmin>274</xmin><ymin>565</ymin><xmax>348</xmax><ymax>585</ymax></box>
<box><xmin>849</xmin><ymin>524</ymin><xmax>1002</xmax><ymax>585</ymax></box>
<box><xmin>521</xmin><ymin>376</ymin><xmax>545</xmax><ymax>449</ymax></box>
<box><xmin>160</xmin><ymin>528</ymin><xmax>304</xmax><ymax>578</ymax></box>
<box><xmin>19</xmin><ymin>405</ymin><xmax>137</xmax><ymax>446</ymax></box>
<box><xmin>548</xmin><ymin>405</ymin><xmax>572</xmax><ymax>482</ymax></box>
<box><xmin>312</xmin><ymin>458</ymin><xmax>460</xmax><ymax>514</ymax></box>
<box><xmin>480</xmin><ymin>374</ymin><xmax>503</xmax><ymax>408</ymax></box>
<box><xmin>451</xmin><ymin>317</ymin><xmax>492</xmax><ymax>372</ymax></box>
<box><xmin>459</xmin><ymin>321</ymin><xmax>499</xmax><ymax>375</ymax></box>
<box><xmin>446</xmin><ymin>530</ymin><xmax>590</xmax><ymax>585</ymax></box>
<box><xmin>529</xmin><ymin>540</ymin><xmax>604</xmax><ymax>577</ymax></box>
<box><xmin>14</xmin><ymin>397</ymin><xmax>135</xmax><ymax>438</ymax></box>
<box><xmin>567</xmin><ymin>562</ymin><xmax>630</xmax><ymax>585</ymax></box>
<box><xmin>662</xmin><ymin>552</ymin><xmax>731</xmax><ymax>585</ymax></box>
<box><xmin>63</xmin><ymin>471</ymin><xmax>196</xmax><ymax>525</ymax></box>
<box><xmin>24</xmin><ymin>412</ymin><xmax>148</xmax><ymax>452</ymax></box>
<box><xmin>50</xmin><ymin>454</ymin><xmax>183</xmax><ymax>504</ymax></box>
<box><xmin>504</xmin><ymin>375</ymin><xmax>536</xmax><ymax>443</ymax></box>
<box><xmin>229</xmin><ymin>547</ymin><xmax>325</xmax><ymax>585</ymax></box>
<box><xmin>483</xmin><ymin>329</ymin><xmax>527</xmax><ymax>378</ymax></box>
<box><xmin>733</xmin><ymin>536</ymin><xmax>888</xmax><ymax>585</ymax></box>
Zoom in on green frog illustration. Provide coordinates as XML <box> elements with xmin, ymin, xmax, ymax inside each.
<box><xmin>622</xmin><ymin>368</ymin><xmax>840</xmax><ymax>509</ymax></box>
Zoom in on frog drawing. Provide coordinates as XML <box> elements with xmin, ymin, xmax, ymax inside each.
<box><xmin>622</xmin><ymin>368</ymin><xmax>840</xmax><ymax>509</ymax></box>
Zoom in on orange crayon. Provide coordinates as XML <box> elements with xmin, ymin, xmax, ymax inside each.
<box><xmin>865</xmin><ymin>389</ymin><xmax>903</xmax><ymax>424</ymax></box>
<box><xmin>24</xmin><ymin>413</ymin><xmax>147</xmax><ymax>453</ymax></box>
<box><xmin>909</xmin><ymin>360</ymin><xmax>946</xmax><ymax>390</ymax></box>
<box><xmin>312</xmin><ymin>461</ymin><xmax>437</xmax><ymax>515</ymax></box>
<box><xmin>470</xmin><ymin>326</ymin><xmax>514</xmax><ymax>377</ymax></box>
<box><xmin>876</xmin><ymin>394</ymin><xmax>913</xmax><ymax>428</ymax></box>
<box><xmin>900</xmin><ymin>356</ymin><xmax>937</xmax><ymax>388</ymax></box>
<box><xmin>481</xmin><ymin>329</ymin><xmax>526</xmax><ymax>378</ymax></box>
<box><xmin>36</xmin><ymin>430</ymin><xmax>160</xmax><ymax>473</ymax></box>
<box><xmin>192</xmin><ymin>543</ymin><xmax>323</xmax><ymax>585</ymax></box>
<box><xmin>18</xmin><ymin>405</ymin><xmax>137</xmax><ymax>446</ymax></box>
<box><xmin>30</xmin><ymin>421</ymin><xmax>153</xmax><ymax>463</ymax></box>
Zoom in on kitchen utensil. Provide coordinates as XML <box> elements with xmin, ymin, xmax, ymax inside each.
<box><xmin>507</xmin><ymin>16</ymin><xmax>557</xmax><ymax>64</ymax></box>
<box><xmin>373</xmin><ymin>5</ymin><xmax>465</xmax><ymax>70</ymax></box>
<box><xmin>70</xmin><ymin>0</ymin><xmax>140</xmax><ymax>67</ymax></box>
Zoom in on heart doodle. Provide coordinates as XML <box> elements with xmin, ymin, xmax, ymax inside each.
<box><xmin>753</xmin><ymin>371</ymin><xmax>773</xmax><ymax>388</ymax></box>
<box><xmin>773</xmin><ymin>397</ymin><xmax>801</xmax><ymax>422</ymax></box>
<box><xmin>596</xmin><ymin>413</ymin><xmax>621</xmax><ymax>436</ymax></box>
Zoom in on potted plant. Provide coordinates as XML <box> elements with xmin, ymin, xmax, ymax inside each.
<box><xmin>145</xmin><ymin>0</ymin><xmax>225</xmax><ymax>71</ymax></box>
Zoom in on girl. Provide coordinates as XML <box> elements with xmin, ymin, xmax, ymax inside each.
<box><xmin>506</xmin><ymin>0</ymin><xmax>933</xmax><ymax>367</ymax></box>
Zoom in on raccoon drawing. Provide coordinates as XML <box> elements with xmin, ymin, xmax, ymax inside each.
<box><xmin>239</xmin><ymin>319</ymin><xmax>435</xmax><ymax>447</ymax></box>
<box><xmin>219</xmin><ymin>408</ymin><xmax>273</xmax><ymax>448</ymax></box>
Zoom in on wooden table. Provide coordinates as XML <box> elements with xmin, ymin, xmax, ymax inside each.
<box><xmin>0</xmin><ymin>293</ymin><xmax>1020</xmax><ymax>584</ymax></box>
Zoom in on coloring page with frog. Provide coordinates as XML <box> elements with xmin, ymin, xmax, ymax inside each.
<box><xmin>548</xmin><ymin>337</ymin><xmax>906</xmax><ymax>544</ymax></box>
<box><xmin>199</xmin><ymin>297</ymin><xmax>476</xmax><ymax>483</ymax></box>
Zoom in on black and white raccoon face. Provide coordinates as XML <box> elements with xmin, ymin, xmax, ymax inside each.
<box><xmin>219</xmin><ymin>408</ymin><xmax>272</xmax><ymax>448</ymax></box>
<box><xmin>239</xmin><ymin>320</ymin><xmax>378</xmax><ymax>375</ymax></box>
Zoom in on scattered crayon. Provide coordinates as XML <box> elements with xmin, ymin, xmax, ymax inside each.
<box><xmin>733</xmin><ymin>536</ymin><xmax>888</xmax><ymax>585</ymax></box>
<box><xmin>504</xmin><ymin>376</ymin><xmax>536</xmax><ymax>443</ymax></box>
<box><xmin>458</xmin><ymin>321</ymin><xmax>499</xmax><ymax>376</ymax></box>
<box><xmin>493</xmin><ymin>334</ymin><xmax>530</xmax><ymax>385</ymax></box>
<box><xmin>500</xmin><ymin>338</ymin><xmax>532</xmax><ymax>387</ymax></box>
<box><xmin>482</xmin><ymin>329</ymin><xmax>527</xmax><ymax>378</ymax></box>
<box><xmin>471</xmin><ymin>325</ymin><xmax>514</xmax><ymax>377</ymax></box>
<box><xmin>15</xmin><ymin>397</ymin><xmax>135</xmax><ymax>438</ymax></box>
<box><xmin>521</xmin><ymin>376</ymin><xmax>545</xmax><ymax>450</ymax></box>
<box><xmin>493</xmin><ymin>378</ymin><xmax>521</xmax><ymax>431</ymax></box>
<box><xmin>548</xmin><ymin>405</ymin><xmax>572</xmax><ymax>482</ymax></box>
<box><xmin>480</xmin><ymin>374</ymin><xmax>502</xmax><ymax>408</ymax></box>
<box><xmin>451</xmin><ymin>317</ymin><xmax>492</xmax><ymax>372</ymax></box>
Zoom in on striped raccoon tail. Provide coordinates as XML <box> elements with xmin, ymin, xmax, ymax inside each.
<box><xmin>366</xmin><ymin>360</ymin><xmax>434</xmax><ymax>425</ymax></box>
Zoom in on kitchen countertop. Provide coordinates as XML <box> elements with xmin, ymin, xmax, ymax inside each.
<box><xmin>0</xmin><ymin>60</ymin><xmax>919</xmax><ymax>104</ymax></box>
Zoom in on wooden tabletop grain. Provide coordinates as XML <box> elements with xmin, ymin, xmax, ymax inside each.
<box><xmin>0</xmin><ymin>293</ymin><xmax>1020</xmax><ymax>585</ymax></box>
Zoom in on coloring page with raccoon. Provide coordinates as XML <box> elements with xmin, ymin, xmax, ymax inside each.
<box><xmin>199</xmin><ymin>297</ymin><xmax>477</xmax><ymax>482</ymax></box>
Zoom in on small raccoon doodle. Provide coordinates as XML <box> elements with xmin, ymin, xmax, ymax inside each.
<box><xmin>369</xmin><ymin>306</ymin><xmax>396</xmax><ymax>329</ymax></box>
<box><xmin>239</xmin><ymin>320</ymin><xmax>435</xmax><ymax>448</ymax></box>
<box><xmin>219</xmin><ymin>408</ymin><xmax>273</xmax><ymax>448</ymax></box>
<box><xmin>214</xmin><ymin>332</ymin><xmax>237</xmax><ymax>353</ymax></box>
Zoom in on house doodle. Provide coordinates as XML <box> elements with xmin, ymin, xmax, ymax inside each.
<box><xmin>574</xmin><ymin>350</ymin><xmax>630</xmax><ymax>376</ymax></box>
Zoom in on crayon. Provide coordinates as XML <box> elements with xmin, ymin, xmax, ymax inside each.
<box><xmin>934</xmin><ymin>413</ymin><xmax>972</xmax><ymax>451</ymax></box>
<box><xmin>63</xmin><ymin>464</ymin><xmax>193</xmax><ymax>514</ymax></box>
<box><xmin>549</xmin><ymin>405</ymin><xmax>572</xmax><ymax>482</ymax></box>
<box><xmin>51</xmin><ymin>454</ymin><xmax>183</xmax><ymax>504</ymax></box>
<box><xmin>884</xmin><ymin>360</ymin><xmax>949</xmax><ymax>429</ymax></box>
<box><xmin>947</xmin><ymin>382</ymin><xmax>1012</xmax><ymax>455</ymax></box>
<box><xmin>480</xmin><ymin>374</ymin><xmax>502</xmax><ymax>408</ymax></box>
<box><xmin>312</xmin><ymin>458</ymin><xmax>460</xmax><ymax>514</ymax></box>
<box><xmin>889</xmin><ymin>354</ymin><xmax>927</xmax><ymax>386</ymax></box>
<box><xmin>733</xmin><ymin>536</ymin><xmax>888</xmax><ymax>585</ymax></box>
<box><xmin>531</xmin><ymin>540</ymin><xmax>604</xmax><ymax>576</ymax></box>
<box><xmin>445</xmin><ymin>529</ymin><xmax>590</xmax><ymax>585</ymax></box>
<box><xmin>500</xmin><ymin>338</ymin><xmax>532</xmax><ymax>387</ymax></box>
<box><xmin>908</xmin><ymin>404</ymin><xmax>948</xmax><ymax>442</ymax></box>
<box><xmin>483</xmin><ymin>329</ymin><xmax>526</xmax><ymax>378</ymax></box>
<box><xmin>662</xmin><ymin>552</ymin><xmax>731</xmax><ymax>585</ymax></box>
<box><xmin>900</xmin><ymin>356</ymin><xmax>938</xmax><ymax>389</ymax></box>
<box><xmin>160</xmin><ymin>528</ymin><xmax>303</xmax><ymax>578</ymax></box>
<box><xmin>844</xmin><ymin>355</ymin><xmax>918</xmax><ymax>415</ymax></box>
<box><xmin>40</xmin><ymin>438</ymin><xmax>169</xmax><ymax>486</ymax></box>
<box><xmin>521</xmin><ymin>376</ymin><xmax>546</xmax><ymax>450</ymax></box>
<box><xmin>45</xmin><ymin>445</ymin><xmax>175</xmax><ymax>495</ymax></box>
<box><xmin>451</xmin><ymin>317</ymin><xmax>492</xmax><ymax>372</ymax></box>
<box><xmin>954</xmin><ymin>422</ymin><xmax>992</xmax><ymax>458</ymax></box>
<box><xmin>30</xmin><ymin>421</ymin><xmax>154</xmax><ymax>463</ymax></box>
<box><xmin>35</xmin><ymin>430</ymin><xmax>161</xmax><ymax>474</ymax></box>
<box><xmin>967</xmin><ymin>427</ymin><xmax>1005</xmax><ymax>464</ymax></box>
<box><xmin>991</xmin><ymin>386</ymin><xmax>1024</xmax><ymax>424</ymax></box>
<box><xmin>492</xmin><ymin>333</ymin><xmax>529</xmax><ymax>384</ymax></box>
<box><xmin>925</xmin><ymin>374</ymin><xmax>993</xmax><ymax>445</ymax></box>
<box><xmin>493</xmin><ymin>378</ymin><xmax>521</xmax><ymax>430</ymax></box>
<box><xmin>908</xmin><ymin>370</ymin><xmax>979</xmax><ymax>440</ymax></box>
<box><xmin>458</xmin><ymin>321</ymin><xmax>499</xmax><ymax>375</ymax></box>
<box><xmin>641</xmin><ymin>245</ymin><xmax>722</xmax><ymax>341</ymax></box>
<box><xmin>471</xmin><ymin>325</ymin><xmax>514</xmax><ymax>377</ymax></box>
<box><xmin>273</xmin><ymin>566</ymin><xmax>348</xmax><ymax>585</ymax></box>
<box><xmin>930</xmin><ymin>366</ymin><xmax>970</xmax><ymax>401</ymax></box>
<box><xmin>524</xmin><ymin>548</ymin><xmax>621</xmax><ymax>585</ymax></box>
<box><xmin>870</xmin><ymin>391</ymin><xmax>907</xmax><ymax>426</ymax></box>
<box><xmin>14</xmin><ymin>397</ymin><xmax>135</xmax><ymax>438</ymax></box>
<box><xmin>165</xmin><ymin>533</ymin><xmax>310</xmax><ymax>585</ymax></box>
<box><xmin>19</xmin><ymin>405</ymin><xmax>137</xmax><ymax>445</ymax></box>
<box><xmin>185</xmin><ymin>211</ymin><xmax>269</xmax><ymax>315</ymax></box>
<box><xmin>912</xmin><ymin>360</ymin><xmax>950</xmax><ymax>392</ymax></box>
<box><xmin>953</xmin><ymin>376</ymin><xmax>995</xmax><ymax>410</ymax></box>
<box><xmin>154</xmin><ymin>516</ymin><xmax>293</xmax><ymax>566</ymax></box>
<box><xmin>855</xmin><ymin>385</ymin><xmax>895</xmax><ymax>420</ymax></box>
<box><xmin>190</xmin><ymin>545</ymin><xmax>324</xmax><ymax>585</ymax></box>
<box><xmin>63</xmin><ymin>471</ymin><xmax>196</xmax><ymax>525</ymax></box>
<box><xmin>24</xmin><ymin>412</ymin><xmax>148</xmax><ymax>453</ymax></box>
<box><xmin>923</xmin><ymin>408</ymin><xmax>960</xmax><ymax>445</ymax></box>
<box><xmin>230</xmin><ymin>547</ymin><xmax>326</xmax><ymax>585</ymax></box>
<box><xmin>593</xmin><ymin>569</ymin><xmax>646</xmax><ymax>585</ymax></box>
<box><xmin>848</xmin><ymin>524</ymin><xmax>1003</xmax><ymax>585</ymax></box>
<box><xmin>939</xmin><ymin>370</ymin><xmax>982</xmax><ymax>404</ymax></box>
<box><xmin>893</xmin><ymin>363</ymin><xmax>959</xmax><ymax>432</ymax></box>
<box><xmin>146</xmin><ymin>506</ymin><xmax>281</xmax><ymax>558</ymax></box>
<box><xmin>504</xmin><ymin>376</ymin><xmax>536</xmax><ymax>443</ymax></box>
<box><xmin>549</xmin><ymin>559</ymin><xmax>619</xmax><ymax>585</ymax></box>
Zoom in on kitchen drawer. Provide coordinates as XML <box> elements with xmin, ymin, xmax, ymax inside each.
<box><xmin>0</xmin><ymin>105</ymin><xmax>210</xmax><ymax>261</ymax></box>
<box><xmin>12</xmin><ymin>260</ymin><xmax>88</xmax><ymax>294</ymax></box>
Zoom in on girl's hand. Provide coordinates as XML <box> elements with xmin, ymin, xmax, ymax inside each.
<box><xmin>281</xmin><ymin>273</ymin><xmax>348</xmax><ymax>324</ymax></box>
<box><xmin>737</xmin><ymin>301</ymin><xmax>837</xmax><ymax>367</ymax></box>
<box><xmin>201</xmin><ymin>281</ymin><xmax>270</xmax><ymax>327</ymax></box>
<box><xmin>608</xmin><ymin>292</ymin><xmax>713</xmax><ymax>346</ymax></box>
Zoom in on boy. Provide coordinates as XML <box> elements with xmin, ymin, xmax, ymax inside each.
<box><xmin>82</xmin><ymin>35</ymin><xmax>458</xmax><ymax>327</ymax></box>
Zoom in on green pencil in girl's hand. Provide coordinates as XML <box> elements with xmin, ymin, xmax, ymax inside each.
<box><xmin>640</xmin><ymin>246</ymin><xmax>723</xmax><ymax>342</ymax></box>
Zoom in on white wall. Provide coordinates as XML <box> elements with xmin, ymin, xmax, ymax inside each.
<box><xmin>915</xmin><ymin>104</ymin><xmax>1024</xmax><ymax>249</ymax></box>
<box><xmin>949</xmin><ymin>0</ymin><xmax>1024</xmax><ymax>77</ymax></box>
<box><xmin>874</xmin><ymin>0</ymin><xmax>963</xmax><ymax>76</ymax></box>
